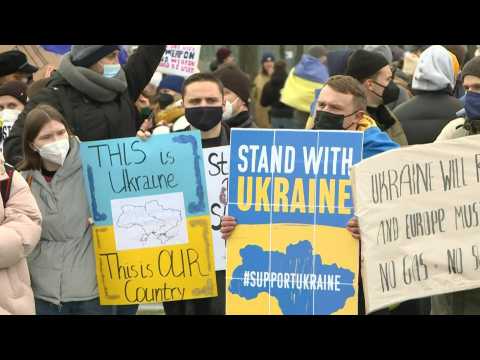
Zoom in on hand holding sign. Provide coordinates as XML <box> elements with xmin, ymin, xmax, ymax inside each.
<box><xmin>346</xmin><ymin>217</ymin><xmax>361</xmax><ymax>240</ymax></box>
<box><xmin>221</xmin><ymin>216</ymin><xmax>237</xmax><ymax>241</ymax></box>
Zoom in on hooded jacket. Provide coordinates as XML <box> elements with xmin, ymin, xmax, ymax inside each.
<box><xmin>394</xmin><ymin>45</ymin><xmax>463</xmax><ymax>144</ymax></box>
<box><xmin>0</xmin><ymin>153</ymin><xmax>42</xmax><ymax>315</ymax></box>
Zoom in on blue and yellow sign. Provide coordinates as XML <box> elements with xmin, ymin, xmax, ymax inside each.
<box><xmin>227</xmin><ymin>129</ymin><xmax>363</xmax><ymax>315</ymax></box>
<box><xmin>80</xmin><ymin>132</ymin><xmax>217</xmax><ymax>305</ymax></box>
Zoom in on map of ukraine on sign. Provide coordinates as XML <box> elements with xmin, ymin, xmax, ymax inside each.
<box><xmin>80</xmin><ymin>132</ymin><xmax>217</xmax><ymax>305</ymax></box>
<box><xmin>226</xmin><ymin>129</ymin><xmax>363</xmax><ymax>315</ymax></box>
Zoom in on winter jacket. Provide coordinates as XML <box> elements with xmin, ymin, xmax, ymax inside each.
<box><xmin>0</xmin><ymin>153</ymin><xmax>42</xmax><ymax>315</ymax></box>
<box><xmin>223</xmin><ymin>111</ymin><xmax>257</xmax><ymax>129</ymax></box>
<box><xmin>4</xmin><ymin>45</ymin><xmax>166</xmax><ymax>166</ymax></box>
<box><xmin>252</xmin><ymin>72</ymin><xmax>271</xmax><ymax>128</ymax></box>
<box><xmin>393</xmin><ymin>91</ymin><xmax>463</xmax><ymax>144</ymax></box>
<box><xmin>260</xmin><ymin>73</ymin><xmax>294</xmax><ymax>119</ymax></box>
<box><xmin>435</xmin><ymin>117</ymin><xmax>472</xmax><ymax>141</ymax></box>
<box><xmin>22</xmin><ymin>137</ymin><xmax>97</xmax><ymax>305</ymax></box>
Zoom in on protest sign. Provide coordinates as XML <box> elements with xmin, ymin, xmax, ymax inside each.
<box><xmin>226</xmin><ymin>129</ymin><xmax>363</xmax><ymax>315</ymax></box>
<box><xmin>203</xmin><ymin>146</ymin><xmax>230</xmax><ymax>271</ymax></box>
<box><xmin>158</xmin><ymin>45</ymin><xmax>201</xmax><ymax>77</ymax></box>
<box><xmin>80</xmin><ymin>132</ymin><xmax>217</xmax><ymax>305</ymax></box>
<box><xmin>351</xmin><ymin>135</ymin><xmax>480</xmax><ymax>314</ymax></box>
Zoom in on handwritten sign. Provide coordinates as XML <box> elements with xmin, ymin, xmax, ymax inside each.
<box><xmin>203</xmin><ymin>146</ymin><xmax>229</xmax><ymax>271</ymax></box>
<box><xmin>351</xmin><ymin>134</ymin><xmax>480</xmax><ymax>314</ymax></box>
<box><xmin>80</xmin><ymin>132</ymin><xmax>217</xmax><ymax>305</ymax></box>
<box><xmin>226</xmin><ymin>129</ymin><xmax>363</xmax><ymax>315</ymax></box>
<box><xmin>158</xmin><ymin>45</ymin><xmax>201</xmax><ymax>78</ymax></box>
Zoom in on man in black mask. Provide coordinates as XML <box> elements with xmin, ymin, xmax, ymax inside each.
<box><xmin>137</xmin><ymin>72</ymin><xmax>229</xmax><ymax>315</ymax></box>
<box><xmin>346</xmin><ymin>49</ymin><xmax>408</xmax><ymax>146</ymax></box>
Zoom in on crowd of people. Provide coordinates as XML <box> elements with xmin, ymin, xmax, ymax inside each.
<box><xmin>0</xmin><ymin>44</ymin><xmax>479</xmax><ymax>315</ymax></box>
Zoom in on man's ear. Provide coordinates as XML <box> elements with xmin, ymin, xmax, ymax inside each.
<box><xmin>363</xmin><ymin>79</ymin><xmax>373</xmax><ymax>92</ymax></box>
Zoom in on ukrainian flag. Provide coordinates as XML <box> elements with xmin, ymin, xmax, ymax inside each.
<box><xmin>280</xmin><ymin>54</ymin><xmax>329</xmax><ymax>113</ymax></box>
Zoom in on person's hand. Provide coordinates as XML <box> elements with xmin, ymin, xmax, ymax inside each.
<box><xmin>137</xmin><ymin>118</ymin><xmax>153</xmax><ymax>141</ymax></box>
<box><xmin>221</xmin><ymin>216</ymin><xmax>237</xmax><ymax>241</ymax></box>
<box><xmin>44</xmin><ymin>64</ymin><xmax>56</xmax><ymax>78</ymax></box>
<box><xmin>346</xmin><ymin>217</ymin><xmax>361</xmax><ymax>240</ymax></box>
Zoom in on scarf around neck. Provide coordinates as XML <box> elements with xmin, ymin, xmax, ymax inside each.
<box><xmin>57</xmin><ymin>53</ymin><xmax>128</xmax><ymax>103</ymax></box>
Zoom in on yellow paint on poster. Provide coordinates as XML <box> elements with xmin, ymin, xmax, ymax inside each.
<box><xmin>92</xmin><ymin>215</ymin><xmax>217</xmax><ymax>305</ymax></box>
<box><xmin>226</xmin><ymin>223</ymin><xmax>358</xmax><ymax>315</ymax></box>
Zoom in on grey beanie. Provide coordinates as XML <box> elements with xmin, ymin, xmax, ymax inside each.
<box><xmin>363</xmin><ymin>45</ymin><xmax>393</xmax><ymax>64</ymax></box>
<box><xmin>71</xmin><ymin>45</ymin><xmax>120</xmax><ymax>68</ymax></box>
<box><xmin>307</xmin><ymin>45</ymin><xmax>328</xmax><ymax>59</ymax></box>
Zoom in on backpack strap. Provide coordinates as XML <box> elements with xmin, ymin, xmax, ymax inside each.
<box><xmin>1</xmin><ymin>164</ymin><xmax>15</xmax><ymax>208</ymax></box>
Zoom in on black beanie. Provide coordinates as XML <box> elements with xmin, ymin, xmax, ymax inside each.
<box><xmin>346</xmin><ymin>49</ymin><xmax>389</xmax><ymax>82</ymax></box>
<box><xmin>71</xmin><ymin>45</ymin><xmax>120</xmax><ymax>68</ymax></box>
<box><xmin>462</xmin><ymin>56</ymin><xmax>480</xmax><ymax>80</ymax></box>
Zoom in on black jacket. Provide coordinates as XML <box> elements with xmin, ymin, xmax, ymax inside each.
<box><xmin>223</xmin><ymin>111</ymin><xmax>257</xmax><ymax>129</ymax></box>
<box><xmin>393</xmin><ymin>91</ymin><xmax>463</xmax><ymax>145</ymax></box>
<box><xmin>4</xmin><ymin>45</ymin><xmax>166</xmax><ymax>166</ymax></box>
<box><xmin>260</xmin><ymin>75</ymin><xmax>294</xmax><ymax>119</ymax></box>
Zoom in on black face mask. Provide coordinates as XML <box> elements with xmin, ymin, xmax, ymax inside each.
<box><xmin>372</xmin><ymin>80</ymin><xmax>400</xmax><ymax>105</ymax></box>
<box><xmin>185</xmin><ymin>106</ymin><xmax>223</xmax><ymax>131</ymax></box>
<box><xmin>314</xmin><ymin>110</ymin><xmax>358</xmax><ymax>130</ymax></box>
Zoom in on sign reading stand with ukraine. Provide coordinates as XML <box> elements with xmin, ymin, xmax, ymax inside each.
<box><xmin>226</xmin><ymin>129</ymin><xmax>363</xmax><ymax>315</ymax></box>
<box><xmin>80</xmin><ymin>132</ymin><xmax>217</xmax><ymax>305</ymax></box>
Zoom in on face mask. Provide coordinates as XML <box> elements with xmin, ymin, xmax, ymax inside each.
<box><xmin>185</xmin><ymin>106</ymin><xmax>223</xmax><ymax>131</ymax></box>
<box><xmin>103</xmin><ymin>64</ymin><xmax>121</xmax><ymax>78</ymax></box>
<box><xmin>465</xmin><ymin>91</ymin><xmax>480</xmax><ymax>120</ymax></box>
<box><xmin>372</xmin><ymin>80</ymin><xmax>400</xmax><ymax>105</ymax></box>
<box><xmin>222</xmin><ymin>97</ymin><xmax>239</xmax><ymax>121</ymax></box>
<box><xmin>314</xmin><ymin>110</ymin><xmax>358</xmax><ymax>130</ymax></box>
<box><xmin>0</xmin><ymin>109</ymin><xmax>21</xmax><ymax>125</ymax></box>
<box><xmin>36</xmin><ymin>138</ymin><xmax>70</xmax><ymax>166</ymax></box>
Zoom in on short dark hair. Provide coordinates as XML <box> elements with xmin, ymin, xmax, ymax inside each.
<box><xmin>181</xmin><ymin>72</ymin><xmax>224</xmax><ymax>98</ymax></box>
<box><xmin>18</xmin><ymin>104</ymin><xmax>73</xmax><ymax>171</ymax></box>
<box><xmin>325</xmin><ymin>75</ymin><xmax>367</xmax><ymax>110</ymax></box>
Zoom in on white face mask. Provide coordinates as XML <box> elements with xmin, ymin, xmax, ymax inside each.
<box><xmin>103</xmin><ymin>64</ymin><xmax>121</xmax><ymax>78</ymax></box>
<box><xmin>36</xmin><ymin>138</ymin><xmax>70</xmax><ymax>166</ymax></box>
<box><xmin>0</xmin><ymin>109</ymin><xmax>21</xmax><ymax>125</ymax></box>
<box><xmin>222</xmin><ymin>97</ymin><xmax>239</xmax><ymax>121</ymax></box>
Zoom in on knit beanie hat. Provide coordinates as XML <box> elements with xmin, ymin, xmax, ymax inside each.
<box><xmin>214</xmin><ymin>64</ymin><xmax>251</xmax><ymax>104</ymax></box>
<box><xmin>0</xmin><ymin>80</ymin><xmax>28</xmax><ymax>105</ymax></box>
<box><xmin>462</xmin><ymin>56</ymin><xmax>480</xmax><ymax>80</ymax></box>
<box><xmin>71</xmin><ymin>45</ymin><xmax>121</xmax><ymax>68</ymax></box>
<box><xmin>261</xmin><ymin>52</ymin><xmax>275</xmax><ymax>63</ymax></box>
<box><xmin>363</xmin><ymin>45</ymin><xmax>393</xmax><ymax>64</ymax></box>
<box><xmin>158</xmin><ymin>75</ymin><xmax>185</xmax><ymax>94</ymax></box>
<box><xmin>346</xmin><ymin>49</ymin><xmax>389</xmax><ymax>82</ymax></box>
